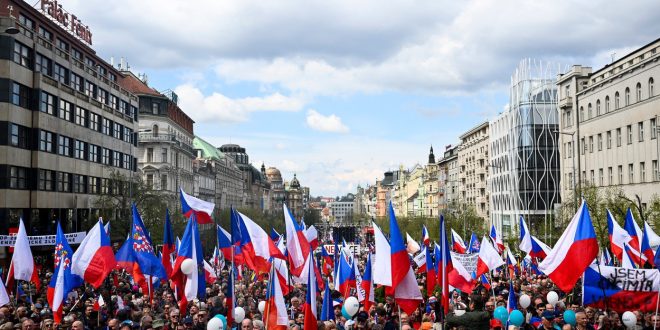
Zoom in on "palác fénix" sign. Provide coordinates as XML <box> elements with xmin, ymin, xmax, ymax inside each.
<box><xmin>40</xmin><ymin>0</ymin><xmax>93</xmax><ymax>45</ymax></box>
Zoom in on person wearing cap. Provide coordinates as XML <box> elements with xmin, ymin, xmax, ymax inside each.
<box><xmin>355</xmin><ymin>312</ymin><xmax>368</xmax><ymax>329</ymax></box>
<box><xmin>540</xmin><ymin>310</ymin><xmax>560</xmax><ymax>330</ymax></box>
<box><xmin>180</xmin><ymin>317</ymin><xmax>192</xmax><ymax>330</ymax></box>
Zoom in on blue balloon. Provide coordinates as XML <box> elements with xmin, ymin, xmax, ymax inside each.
<box><xmin>342</xmin><ymin>305</ymin><xmax>351</xmax><ymax>319</ymax></box>
<box><xmin>494</xmin><ymin>306</ymin><xmax>509</xmax><ymax>324</ymax></box>
<box><xmin>509</xmin><ymin>310</ymin><xmax>524</xmax><ymax>327</ymax></box>
<box><xmin>564</xmin><ymin>310</ymin><xmax>576</xmax><ymax>326</ymax></box>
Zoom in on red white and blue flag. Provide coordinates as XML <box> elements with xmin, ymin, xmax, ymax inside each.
<box><xmin>320</xmin><ymin>245</ymin><xmax>334</xmax><ymax>277</ymax></box>
<box><xmin>388</xmin><ymin>202</ymin><xmax>412</xmax><ymax>289</ymax></box>
<box><xmin>490</xmin><ymin>224</ymin><xmax>504</xmax><ymax>253</ymax></box>
<box><xmin>422</xmin><ymin>225</ymin><xmax>430</xmax><ymax>247</ymax></box>
<box><xmin>519</xmin><ymin>216</ymin><xmax>532</xmax><ymax>255</ymax></box>
<box><xmin>476</xmin><ymin>236</ymin><xmax>504</xmax><ymax>278</ymax></box>
<box><xmin>530</xmin><ymin>236</ymin><xmax>551</xmax><ymax>260</ymax></box>
<box><xmin>507</xmin><ymin>281</ymin><xmax>517</xmax><ymax>313</ymax></box>
<box><xmin>641</xmin><ymin>222</ymin><xmax>655</xmax><ymax>266</ymax></box>
<box><xmin>162</xmin><ymin>209</ymin><xmax>175</xmax><ymax>280</ymax></box>
<box><xmin>303</xmin><ymin>252</ymin><xmax>318</xmax><ymax>330</ymax></box>
<box><xmin>264</xmin><ymin>264</ymin><xmax>288</xmax><ymax>330</ymax></box>
<box><xmin>467</xmin><ymin>233</ymin><xmax>480</xmax><ymax>253</ymax></box>
<box><xmin>47</xmin><ymin>222</ymin><xmax>83</xmax><ymax>324</ymax></box>
<box><xmin>217</xmin><ymin>225</ymin><xmax>233</xmax><ymax>261</ymax></box>
<box><xmin>237</xmin><ymin>211</ymin><xmax>285</xmax><ymax>273</ymax></box>
<box><xmin>130</xmin><ymin>205</ymin><xmax>167</xmax><ymax>295</ymax></box>
<box><xmin>538</xmin><ymin>200</ymin><xmax>599</xmax><ymax>292</ymax></box>
<box><xmin>284</xmin><ymin>204</ymin><xmax>311</xmax><ymax>277</ymax></box>
<box><xmin>583</xmin><ymin>264</ymin><xmax>660</xmax><ymax>312</ymax></box>
<box><xmin>606</xmin><ymin>210</ymin><xmax>631</xmax><ymax>261</ymax></box>
<box><xmin>623</xmin><ymin>208</ymin><xmax>645</xmax><ymax>266</ymax></box>
<box><xmin>360</xmin><ymin>254</ymin><xmax>375</xmax><ymax>312</ymax></box>
<box><xmin>451</xmin><ymin>229</ymin><xmax>467</xmax><ymax>254</ymax></box>
<box><xmin>172</xmin><ymin>215</ymin><xmax>206</xmax><ymax>311</ymax></box>
<box><xmin>72</xmin><ymin>219</ymin><xmax>116</xmax><ymax>289</ymax></box>
<box><xmin>180</xmin><ymin>188</ymin><xmax>215</xmax><ymax>224</ymax></box>
<box><xmin>335</xmin><ymin>249</ymin><xmax>355</xmax><ymax>298</ymax></box>
<box><xmin>305</xmin><ymin>225</ymin><xmax>319</xmax><ymax>250</ymax></box>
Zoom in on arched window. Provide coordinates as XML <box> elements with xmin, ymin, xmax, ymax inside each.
<box><xmin>625</xmin><ymin>87</ymin><xmax>630</xmax><ymax>106</ymax></box>
<box><xmin>636</xmin><ymin>83</ymin><xmax>642</xmax><ymax>102</ymax></box>
<box><xmin>596</xmin><ymin>99</ymin><xmax>601</xmax><ymax>115</ymax></box>
<box><xmin>605</xmin><ymin>96</ymin><xmax>610</xmax><ymax>113</ymax></box>
<box><xmin>651</xmin><ymin>78</ymin><xmax>655</xmax><ymax>97</ymax></box>
<box><xmin>579</xmin><ymin>106</ymin><xmax>584</xmax><ymax>122</ymax></box>
<box><xmin>152</xmin><ymin>124</ymin><xmax>159</xmax><ymax>137</ymax></box>
<box><xmin>588</xmin><ymin>103</ymin><xmax>592</xmax><ymax>119</ymax></box>
<box><xmin>615</xmin><ymin>92</ymin><xmax>620</xmax><ymax>109</ymax></box>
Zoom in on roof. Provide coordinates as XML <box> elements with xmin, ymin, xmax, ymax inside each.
<box><xmin>118</xmin><ymin>72</ymin><xmax>161</xmax><ymax>96</ymax></box>
<box><xmin>193</xmin><ymin>136</ymin><xmax>224</xmax><ymax>161</ymax></box>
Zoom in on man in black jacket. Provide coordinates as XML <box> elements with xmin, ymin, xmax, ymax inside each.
<box><xmin>445</xmin><ymin>294</ymin><xmax>490</xmax><ymax>330</ymax></box>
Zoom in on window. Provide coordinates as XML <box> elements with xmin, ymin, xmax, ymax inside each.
<box><xmin>13</xmin><ymin>41</ymin><xmax>32</xmax><ymax>67</ymax></box>
<box><xmin>12</xmin><ymin>83</ymin><xmax>30</xmax><ymax>108</ymax></box>
<box><xmin>152</xmin><ymin>102</ymin><xmax>159</xmax><ymax>115</ymax></box>
<box><xmin>73</xmin><ymin>175</ymin><xmax>86</xmax><ymax>193</ymax></box>
<box><xmin>89</xmin><ymin>112</ymin><xmax>100</xmax><ymax>131</ymax></box>
<box><xmin>9</xmin><ymin>167</ymin><xmax>27</xmax><ymax>189</ymax></box>
<box><xmin>38</xmin><ymin>169</ymin><xmax>54</xmax><ymax>191</ymax></box>
<box><xmin>102</xmin><ymin>148</ymin><xmax>111</xmax><ymax>165</ymax></box>
<box><xmin>102</xmin><ymin>118</ymin><xmax>111</xmax><ymax>136</ymax></box>
<box><xmin>39</xmin><ymin>91</ymin><xmax>55</xmax><ymax>115</ymax></box>
<box><xmin>589</xmin><ymin>136</ymin><xmax>593</xmax><ymax>153</ymax></box>
<box><xmin>88</xmin><ymin>177</ymin><xmax>99</xmax><ymax>194</ymax></box>
<box><xmin>654</xmin><ymin>160</ymin><xmax>659</xmax><ymax>181</ymax></box>
<box><xmin>629</xmin><ymin>163</ymin><xmax>634</xmax><ymax>183</ymax></box>
<box><xmin>636</xmin><ymin>83</ymin><xmax>642</xmax><ymax>102</ymax></box>
<box><xmin>110</xmin><ymin>94</ymin><xmax>118</xmax><ymax>109</ymax></box>
<box><xmin>639</xmin><ymin>122</ymin><xmax>645</xmax><ymax>142</ymax></box>
<box><xmin>59</xmin><ymin>99</ymin><xmax>72</xmax><ymax>121</ymax></box>
<box><xmin>71</xmin><ymin>73</ymin><xmax>83</xmax><ymax>92</ymax></box>
<box><xmin>597</xmin><ymin>134</ymin><xmax>602</xmax><ymax>151</ymax></box>
<box><xmin>580</xmin><ymin>137</ymin><xmax>585</xmax><ymax>155</ymax></box>
<box><xmin>618</xmin><ymin>165</ymin><xmax>623</xmax><ymax>184</ymax></box>
<box><xmin>38</xmin><ymin>26</ymin><xmax>52</xmax><ymax>41</ymax></box>
<box><xmin>608</xmin><ymin>167</ymin><xmax>613</xmax><ymax>185</ymax></box>
<box><xmin>10</xmin><ymin>124</ymin><xmax>29</xmax><ymax>149</ymax></box>
<box><xmin>35</xmin><ymin>53</ymin><xmax>52</xmax><ymax>76</ymax></box>
<box><xmin>617</xmin><ymin>128</ymin><xmax>622</xmax><ymax>147</ymax></box>
<box><xmin>607</xmin><ymin>131</ymin><xmax>612</xmax><ymax>149</ymax></box>
<box><xmin>615</xmin><ymin>92</ymin><xmax>620</xmax><ymax>109</ymax></box>
<box><xmin>113</xmin><ymin>152</ymin><xmax>121</xmax><ymax>167</ymax></box>
<box><xmin>605</xmin><ymin>96</ymin><xmax>610</xmax><ymax>113</ymax></box>
<box><xmin>84</xmin><ymin>81</ymin><xmax>96</xmax><ymax>98</ymax></box>
<box><xmin>147</xmin><ymin>148</ymin><xmax>154</xmax><ymax>162</ymax></box>
<box><xmin>590</xmin><ymin>170</ymin><xmax>594</xmax><ymax>184</ymax></box>
<box><xmin>39</xmin><ymin>130</ymin><xmax>54</xmax><ymax>152</ymax></box>
<box><xmin>596</xmin><ymin>99</ymin><xmax>601</xmax><ymax>116</ymax></box>
<box><xmin>653</xmin><ymin>118</ymin><xmax>658</xmax><ymax>140</ymax></box>
<box><xmin>53</xmin><ymin>63</ymin><xmax>69</xmax><ymax>85</ymax></box>
<box><xmin>88</xmin><ymin>144</ymin><xmax>99</xmax><ymax>163</ymax></box>
<box><xmin>161</xmin><ymin>175</ymin><xmax>167</xmax><ymax>190</ymax></box>
<box><xmin>57</xmin><ymin>172</ymin><xmax>71</xmax><ymax>192</ymax></box>
<box><xmin>146</xmin><ymin>174</ymin><xmax>154</xmax><ymax>188</ymax></box>
<box><xmin>18</xmin><ymin>14</ymin><xmax>34</xmax><ymax>37</ymax></box>
<box><xmin>627</xmin><ymin>125</ymin><xmax>633</xmax><ymax>144</ymax></box>
<box><xmin>588</xmin><ymin>103</ymin><xmax>592</xmax><ymax>119</ymax></box>
<box><xmin>58</xmin><ymin>135</ymin><xmax>71</xmax><ymax>156</ymax></box>
<box><xmin>56</xmin><ymin>38</ymin><xmax>69</xmax><ymax>52</ymax></box>
<box><xmin>75</xmin><ymin>107</ymin><xmax>86</xmax><ymax>126</ymax></box>
<box><xmin>625</xmin><ymin>87</ymin><xmax>630</xmax><ymax>106</ymax></box>
<box><xmin>120</xmin><ymin>100</ymin><xmax>128</xmax><ymax>114</ymax></box>
<box><xmin>101</xmin><ymin>178</ymin><xmax>110</xmax><ymax>194</ymax></box>
<box><xmin>98</xmin><ymin>88</ymin><xmax>108</xmax><ymax>104</ymax></box>
<box><xmin>72</xmin><ymin>48</ymin><xmax>82</xmax><ymax>61</ymax></box>
<box><xmin>113</xmin><ymin>122</ymin><xmax>122</xmax><ymax>139</ymax></box>
<box><xmin>84</xmin><ymin>57</ymin><xmax>95</xmax><ymax>69</ymax></box>
<box><xmin>651</xmin><ymin>78</ymin><xmax>655</xmax><ymax>97</ymax></box>
<box><xmin>123</xmin><ymin>127</ymin><xmax>131</xmax><ymax>143</ymax></box>
<box><xmin>123</xmin><ymin>155</ymin><xmax>131</xmax><ymax>170</ymax></box>
<box><xmin>640</xmin><ymin>162</ymin><xmax>646</xmax><ymax>182</ymax></box>
<box><xmin>599</xmin><ymin>168</ymin><xmax>604</xmax><ymax>186</ymax></box>
<box><xmin>74</xmin><ymin>140</ymin><xmax>86</xmax><ymax>160</ymax></box>
<box><xmin>579</xmin><ymin>106</ymin><xmax>584</xmax><ymax>122</ymax></box>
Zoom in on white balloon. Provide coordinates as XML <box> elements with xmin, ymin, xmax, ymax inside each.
<box><xmin>258</xmin><ymin>301</ymin><xmax>266</xmax><ymax>313</ymax></box>
<box><xmin>207</xmin><ymin>317</ymin><xmax>223</xmax><ymax>330</ymax></box>
<box><xmin>546</xmin><ymin>291</ymin><xmax>559</xmax><ymax>306</ymax></box>
<box><xmin>519</xmin><ymin>294</ymin><xmax>531</xmax><ymax>309</ymax></box>
<box><xmin>622</xmin><ymin>311</ymin><xmax>636</xmax><ymax>329</ymax></box>
<box><xmin>181</xmin><ymin>259</ymin><xmax>196</xmax><ymax>275</ymax></box>
<box><xmin>234</xmin><ymin>307</ymin><xmax>246</xmax><ymax>323</ymax></box>
<box><xmin>454</xmin><ymin>309</ymin><xmax>466</xmax><ymax>316</ymax></box>
<box><xmin>344</xmin><ymin>296</ymin><xmax>359</xmax><ymax>317</ymax></box>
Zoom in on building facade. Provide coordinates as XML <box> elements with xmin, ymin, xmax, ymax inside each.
<box><xmin>121</xmin><ymin>74</ymin><xmax>195</xmax><ymax>212</ymax></box>
<box><xmin>219</xmin><ymin>144</ymin><xmax>270</xmax><ymax>211</ymax></box>
<box><xmin>490</xmin><ymin>60</ymin><xmax>561</xmax><ymax>237</ymax></box>
<box><xmin>423</xmin><ymin>146</ymin><xmax>440</xmax><ymax>217</ymax></box>
<box><xmin>192</xmin><ymin>136</ymin><xmax>243</xmax><ymax>210</ymax></box>
<box><xmin>458</xmin><ymin>122</ymin><xmax>490</xmax><ymax>220</ymax></box>
<box><xmin>558</xmin><ymin>39</ymin><xmax>660</xmax><ymax>208</ymax></box>
<box><xmin>0</xmin><ymin>2</ymin><xmax>138</xmax><ymax>235</ymax></box>
<box><xmin>438</xmin><ymin>144</ymin><xmax>460</xmax><ymax>212</ymax></box>
<box><xmin>330</xmin><ymin>194</ymin><xmax>355</xmax><ymax>224</ymax></box>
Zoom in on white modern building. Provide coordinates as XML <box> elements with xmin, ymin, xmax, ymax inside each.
<box><xmin>458</xmin><ymin>122</ymin><xmax>490</xmax><ymax>220</ymax></box>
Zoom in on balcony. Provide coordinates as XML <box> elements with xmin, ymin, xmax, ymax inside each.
<box><xmin>559</xmin><ymin>96</ymin><xmax>573</xmax><ymax>109</ymax></box>
<box><xmin>139</xmin><ymin>133</ymin><xmax>195</xmax><ymax>155</ymax></box>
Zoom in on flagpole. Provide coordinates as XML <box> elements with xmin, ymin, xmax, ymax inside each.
<box><xmin>397</xmin><ymin>304</ymin><xmax>402</xmax><ymax>330</ymax></box>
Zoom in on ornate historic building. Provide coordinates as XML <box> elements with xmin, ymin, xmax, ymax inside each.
<box><xmin>219</xmin><ymin>144</ymin><xmax>270</xmax><ymax>211</ymax></box>
<box><xmin>192</xmin><ymin>136</ymin><xmax>243</xmax><ymax>210</ymax></box>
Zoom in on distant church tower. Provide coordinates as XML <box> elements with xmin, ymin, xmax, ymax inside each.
<box><xmin>428</xmin><ymin>145</ymin><xmax>435</xmax><ymax>164</ymax></box>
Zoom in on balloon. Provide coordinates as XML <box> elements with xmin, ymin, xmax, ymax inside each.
<box><xmin>622</xmin><ymin>311</ymin><xmax>636</xmax><ymax>329</ymax></box>
<box><xmin>563</xmin><ymin>310</ymin><xmax>576</xmax><ymax>326</ymax></box>
<box><xmin>494</xmin><ymin>306</ymin><xmax>509</xmax><ymax>324</ymax></box>
<box><xmin>215</xmin><ymin>315</ymin><xmax>227</xmax><ymax>330</ymax></box>
<box><xmin>234</xmin><ymin>307</ymin><xmax>245</xmax><ymax>323</ymax></box>
<box><xmin>546</xmin><ymin>291</ymin><xmax>559</xmax><ymax>305</ymax></box>
<box><xmin>341</xmin><ymin>305</ymin><xmax>351</xmax><ymax>319</ymax></box>
<box><xmin>519</xmin><ymin>294</ymin><xmax>531</xmax><ymax>309</ymax></box>
<box><xmin>207</xmin><ymin>315</ymin><xmax>225</xmax><ymax>330</ymax></box>
<box><xmin>181</xmin><ymin>259</ymin><xmax>196</xmax><ymax>275</ymax></box>
<box><xmin>258</xmin><ymin>301</ymin><xmax>265</xmax><ymax>313</ymax></box>
<box><xmin>509</xmin><ymin>310</ymin><xmax>524</xmax><ymax>327</ymax></box>
<box><xmin>454</xmin><ymin>309</ymin><xmax>465</xmax><ymax>316</ymax></box>
<box><xmin>344</xmin><ymin>296</ymin><xmax>359</xmax><ymax>317</ymax></box>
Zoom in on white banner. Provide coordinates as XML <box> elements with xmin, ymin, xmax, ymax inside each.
<box><xmin>413</xmin><ymin>250</ymin><xmax>426</xmax><ymax>267</ymax></box>
<box><xmin>451</xmin><ymin>252</ymin><xmax>478</xmax><ymax>274</ymax></box>
<box><xmin>323</xmin><ymin>244</ymin><xmax>360</xmax><ymax>256</ymax></box>
<box><xmin>0</xmin><ymin>232</ymin><xmax>86</xmax><ymax>246</ymax></box>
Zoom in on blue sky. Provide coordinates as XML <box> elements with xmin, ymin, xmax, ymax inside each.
<box><xmin>64</xmin><ymin>0</ymin><xmax>660</xmax><ymax>196</ymax></box>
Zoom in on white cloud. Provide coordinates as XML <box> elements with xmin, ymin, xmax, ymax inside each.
<box><xmin>174</xmin><ymin>84</ymin><xmax>305</xmax><ymax>123</ymax></box>
<box><xmin>305</xmin><ymin>110</ymin><xmax>349</xmax><ymax>133</ymax></box>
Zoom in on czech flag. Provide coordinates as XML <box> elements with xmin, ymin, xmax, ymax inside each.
<box><xmin>645</xmin><ymin>221</ymin><xmax>660</xmax><ymax>247</ymax></box>
<box><xmin>476</xmin><ymin>236</ymin><xmax>504</xmax><ymax>278</ymax></box>
<box><xmin>361</xmin><ymin>254</ymin><xmax>375</xmax><ymax>312</ymax></box>
<box><xmin>335</xmin><ymin>249</ymin><xmax>355</xmax><ymax>298</ymax></box>
<box><xmin>320</xmin><ymin>279</ymin><xmax>334</xmax><ymax>321</ymax></box>
<box><xmin>305</xmin><ymin>225</ymin><xmax>319</xmax><ymax>250</ymax></box>
<box><xmin>72</xmin><ymin>219</ymin><xmax>116</xmax><ymax>289</ymax></box>
<box><xmin>623</xmin><ymin>208</ymin><xmax>645</xmax><ymax>266</ymax></box>
<box><xmin>422</xmin><ymin>225</ymin><xmax>430</xmax><ymax>247</ymax></box>
<box><xmin>506</xmin><ymin>249</ymin><xmax>519</xmax><ymax>277</ymax></box>
<box><xmin>303</xmin><ymin>252</ymin><xmax>318</xmax><ymax>330</ymax></box>
<box><xmin>451</xmin><ymin>229</ymin><xmax>467</xmax><ymax>254</ymax></box>
<box><xmin>538</xmin><ymin>200</ymin><xmax>599</xmax><ymax>292</ymax></box>
<box><xmin>162</xmin><ymin>209</ymin><xmax>175</xmax><ymax>280</ymax></box>
<box><xmin>217</xmin><ymin>225</ymin><xmax>233</xmax><ymax>261</ymax></box>
<box><xmin>388</xmin><ymin>202</ymin><xmax>412</xmax><ymax>289</ymax></box>
<box><xmin>47</xmin><ymin>222</ymin><xmax>83</xmax><ymax>324</ymax></box>
<box><xmin>321</xmin><ymin>245</ymin><xmax>334</xmax><ymax>277</ymax></box>
<box><xmin>583</xmin><ymin>264</ymin><xmax>660</xmax><ymax>313</ymax></box>
<box><xmin>519</xmin><ymin>216</ymin><xmax>532</xmax><ymax>255</ymax></box>
<box><xmin>237</xmin><ymin>211</ymin><xmax>285</xmax><ymax>273</ymax></box>
<box><xmin>490</xmin><ymin>224</ymin><xmax>504</xmax><ymax>253</ymax></box>
<box><xmin>131</xmin><ymin>205</ymin><xmax>167</xmax><ymax>296</ymax></box>
<box><xmin>284</xmin><ymin>204</ymin><xmax>310</xmax><ymax>277</ymax></box>
<box><xmin>9</xmin><ymin>219</ymin><xmax>40</xmax><ymax>291</ymax></box>
<box><xmin>641</xmin><ymin>222</ymin><xmax>655</xmax><ymax>266</ymax></box>
<box><xmin>622</xmin><ymin>243</ymin><xmax>637</xmax><ymax>269</ymax></box>
<box><xmin>530</xmin><ymin>236</ymin><xmax>551</xmax><ymax>260</ymax></box>
<box><xmin>424</xmin><ymin>245</ymin><xmax>436</xmax><ymax>296</ymax></box>
<box><xmin>115</xmin><ymin>235</ymin><xmax>145</xmax><ymax>289</ymax></box>
<box><xmin>172</xmin><ymin>215</ymin><xmax>206</xmax><ymax>311</ymax></box>
<box><xmin>180</xmin><ymin>188</ymin><xmax>215</xmax><ymax>224</ymax></box>
<box><xmin>479</xmin><ymin>274</ymin><xmax>491</xmax><ymax>291</ymax></box>
<box><xmin>273</xmin><ymin>239</ymin><xmax>292</xmax><ymax>296</ymax></box>
<box><xmin>507</xmin><ymin>282</ymin><xmax>517</xmax><ymax>313</ymax></box>
<box><xmin>607</xmin><ymin>210</ymin><xmax>631</xmax><ymax>261</ymax></box>
<box><xmin>264</xmin><ymin>265</ymin><xmax>288</xmax><ymax>330</ymax></box>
